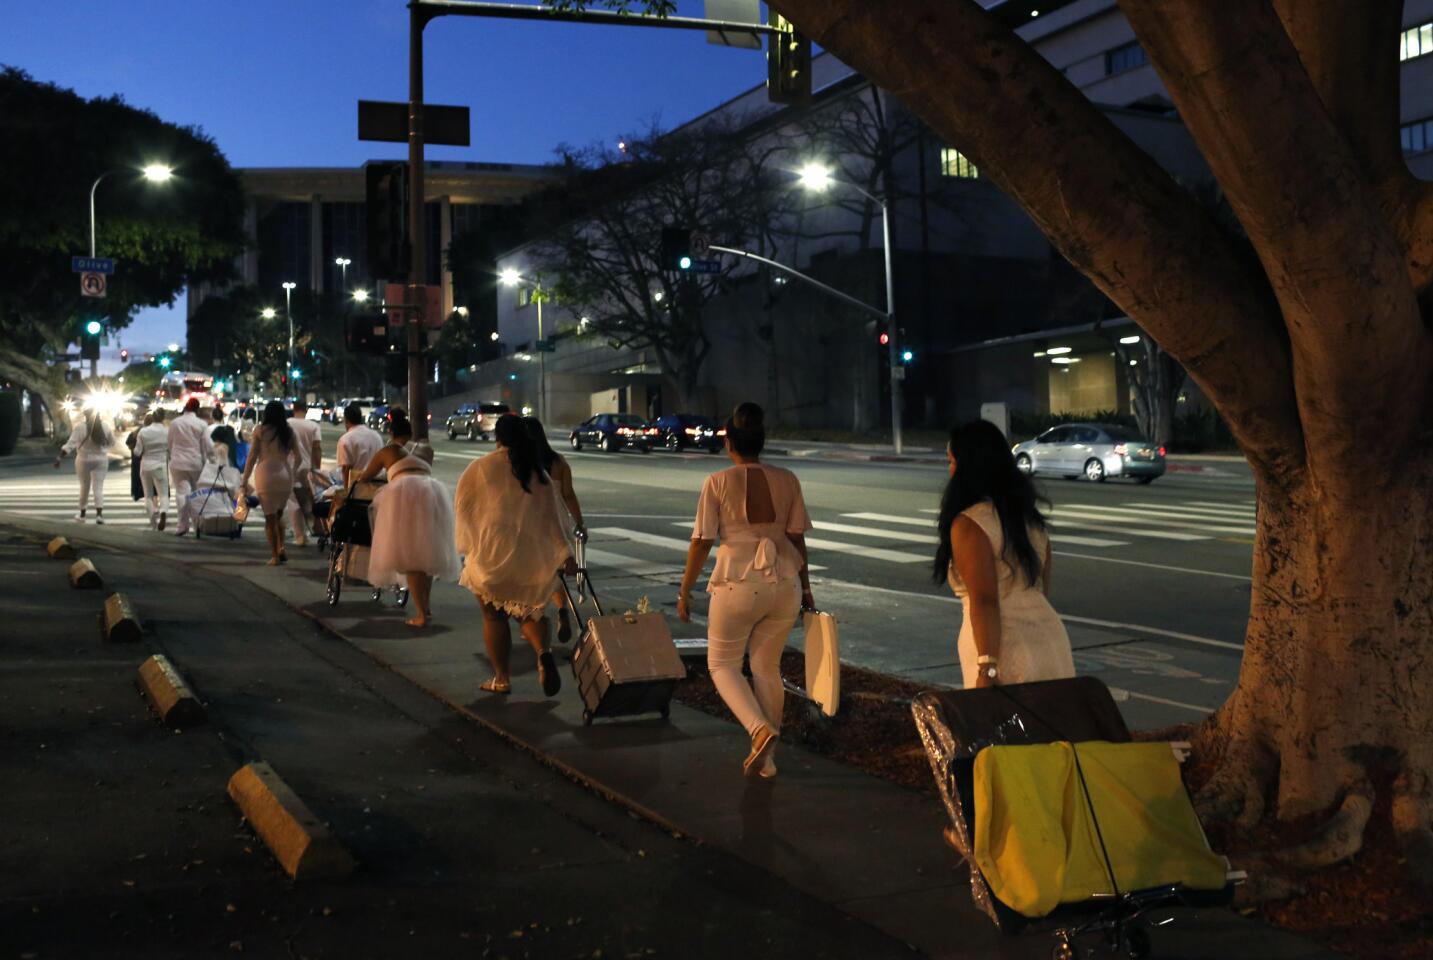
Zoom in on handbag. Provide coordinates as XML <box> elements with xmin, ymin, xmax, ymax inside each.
<box><xmin>802</xmin><ymin>609</ymin><xmax>841</xmax><ymax>717</ymax></box>
<box><xmin>233</xmin><ymin>494</ymin><xmax>252</xmax><ymax>524</ymax></box>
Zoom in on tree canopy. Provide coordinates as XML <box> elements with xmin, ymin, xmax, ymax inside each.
<box><xmin>0</xmin><ymin>68</ymin><xmax>247</xmax><ymax>412</ymax></box>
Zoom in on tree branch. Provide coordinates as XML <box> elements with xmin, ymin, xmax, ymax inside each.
<box><xmin>770</xmin><ymin>0</ymin><xmax>1304</xmax><ymax>478</ymax></box>
<box><xmin>1122</xmin><ymin>0</ymin><xmax>1431</xmax><ymax>480</ymax></box>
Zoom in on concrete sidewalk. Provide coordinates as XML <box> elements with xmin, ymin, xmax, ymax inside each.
<box><xmin>2</xmin><ymin>512</ymin><xmax>1331</xmax><ymax>960</ymax></box>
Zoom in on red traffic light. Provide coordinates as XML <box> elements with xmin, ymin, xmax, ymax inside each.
<box><xmin>878</xmin><ymin>332</ymin><xmax>890</xmax><ymax>346</ymax></box>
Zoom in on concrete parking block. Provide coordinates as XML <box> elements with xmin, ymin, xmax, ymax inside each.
<box><xmin>226</xmin><ymin>762</ymin><xmax>355</xmax><ymax>880</ymax></box>
<box><xmin>102</xmin><ymin>592</ymin><xmax>142</xmax><ymax>642</ymax></box>
<box><xmin>135</xmin><ymin>654</ymin><xmax>205</xmax><ymax>727</ymax></box>
<box><xmin>67</xmin><ymin>557</ymin><xmax>101</xmax><ymax>588</ymax></box>
<box><xmin>46</xmin><ymin>536</ymin><xmax>76</xmax><ymax>560</ymax></box>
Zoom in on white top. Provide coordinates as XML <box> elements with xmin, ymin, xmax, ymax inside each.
<box><xmin>289</xmin><ymin>416</ymin><xmax>323</xmax><ymax>472</ymax></box>
<box><xmin>133</xmin><ymin>423</ymin><xmax>169</xmax><ymax>471</ymax></box>
<box><xmin>337</xmin><ymin>424</ymin><xmax>384</xmax><ymax>475</ymax></box>
<box><xmin>166</xmin><ymin>412</ymin><xmax>213</xmax><ymax>472</ymax></box>
<box><xmin>61</xmin><ymin>418</ymin><xmax>115</xmax><ymax>463</ymax></box>
<box><xmin>692</xmin><ymin>463</ymin><xmax>812</xmax><ymax>589</ymax></box>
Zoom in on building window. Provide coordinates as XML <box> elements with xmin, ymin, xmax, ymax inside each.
<box><xmin>517</xmin><ymin>286</ymin><xmax>533</xmax><ymax>308</ymax></box>
<box><xmin>1105</xmin><ymin>40</ymin><xmax>1148</xmax><ymax>75</ymax></box>
<box><xmin>1400</xmin><ymin>21</ymin><xmax>1433</xmax><ymax>61</ymax></box>
<box><xmin>1402</xmin><ymin>117</ymin><xmax>1433</xmax><ymax>154</ymax></box>
<box><xmin>940</xmin><ymin>148</ymin><xmax>978</xmax><ymax>179</ymax></box>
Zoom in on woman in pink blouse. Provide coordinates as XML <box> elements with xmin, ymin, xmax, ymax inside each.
<box><xmin>678</xmin><ymin>402</ymin><xmax>814</xmax><ymax>779</ymax></box>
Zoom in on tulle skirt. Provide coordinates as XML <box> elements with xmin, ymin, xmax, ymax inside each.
<box><xmin>368</xmin><ymin>473</ymin><xmax>460</xmax><ymax>584</ymax></box>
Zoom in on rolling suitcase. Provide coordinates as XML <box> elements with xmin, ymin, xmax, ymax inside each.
<box><xmin>561</xmin><ymin>532</ymin><xmax>687</xmax><ymax>726</ymax></box>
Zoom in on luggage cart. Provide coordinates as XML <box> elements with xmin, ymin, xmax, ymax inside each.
<box><xmin>324</xmin><ymin>480</ymin><xmax>409</xmax><ymax>609</ymax></box>
<box><xmin>192</xmin><ymin>463</ymin><xmax>244</xmax><ymax>540</ymax></box>
<box><xmin>912</xmin><ymin>678</ymin><xmax>1239</xmax><ymax>959</ymax></box>
<box><xmin>559</xmin><ymin>529</ymin><xmax>687</xmax><ymax>726</ymax></box>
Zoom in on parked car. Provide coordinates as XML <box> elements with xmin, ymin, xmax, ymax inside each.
<box><xmin>1011</xmin><ymin>423</ymin><xmax>1166</xmax><ymax>483</ymax></box>
<box><xmin>569</xmin><ymin>413</ymin><xmax>656</xmax><ymax>453</ymax></box>
<box><xmin>650</xmin><ymin>413</ymin><xmax>722</xmax><ymax>453</ymax></box>
<box><xmin>337</xmin><ymin>396</ymin><xmax>382</xmax><ymax>425</ymax></box>
<box><xmin>367</xmin><ymin>404</ymin><xmax>392</xmax><ymax>432</ymax></box>
<box><xmin>445</xmin><ymin>401</ymin><xmax>510</xmax><ymax>441</ymax></box>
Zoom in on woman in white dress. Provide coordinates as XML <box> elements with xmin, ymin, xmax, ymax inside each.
<box><xmin>454</xmin><ymin>414</ymin><xmax>572</xmax><ymax>697</ymax></box>
<box><xmin>935</xmin><ymin>420</ymin><xmax>1074</xmax><ymax>690</ymax></box>
<box><xmin>353</xmin><ymin>410</ymin><xmax>458</xmax><ymax>627</ymax></box>
<box><xmin>240</xmin><ymin>400</ymin><xmax>303</xmax><ymax>565</ymax></box>
<box><xmin>678</xmin><ymin>402</ymin><xmax>814</xmax><ymax>779</ymax></box>
<box><xmin>54</xmin><ymin>409</ymin><xmax>116</xmax><ymax>523</ymax></box>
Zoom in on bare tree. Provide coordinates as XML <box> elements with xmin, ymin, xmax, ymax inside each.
<box><xmin>530</xmin><ymin>120</ymin><xmax>793</xmax><ymax>409</ymax></box>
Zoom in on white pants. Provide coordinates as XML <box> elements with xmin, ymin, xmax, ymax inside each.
<box><xmin>75</xmin><ymin>458</ymin><xmax>108</xmax><ymax>513</ymax></box>
<box><xmin>140</xmin><ymin>466</ymin><xmax>169</xmax><ymax>525</ymax></box>
<box><xmin>706</xmin><ymin>578</ymin><xmax>801</xmax><ymax>737</ymax></box>
<box><xmin>170</xmin><ymin>466</ymin><xmax>202</xmax><ymax>531</ymax></box>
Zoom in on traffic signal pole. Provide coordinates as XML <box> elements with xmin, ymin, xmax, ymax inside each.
<box><xmin>407</xmin><ymin>3</ymin><xmax>429</xmax><ymax>439</ymax></box>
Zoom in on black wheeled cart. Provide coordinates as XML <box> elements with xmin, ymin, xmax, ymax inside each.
<box><xmin>912</xmin><ymin>677</ymin><xmax>1240</xmax><ymax>959</ymax></box>
<box><xmin>560</xmin><ymin>531</ymin><xmax>687</xmax><ymax>726</ymax></box>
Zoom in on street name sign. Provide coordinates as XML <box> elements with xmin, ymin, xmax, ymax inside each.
<box><xmin>80</xmin><ymin>272</ymin><xmax>107</xmax><ymax>298</ymax></box>
<box><xmin>688</xmin><ymin>258</ymin><xmax>722</xmax><ymax>275</ymax></box>
<box><xmin>358</xmin><ymin>100</ymin><xmax>471</xmax><ymax>146</ymax></box>
<box><xmin>72</xmin><ymin>256</ymin><xmax>115</xmax><ymax>274</ymax></box>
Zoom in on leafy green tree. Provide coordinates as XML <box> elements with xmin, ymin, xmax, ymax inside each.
<box><xmin>0</xmin><ymin>68</ymin><xmax>246</xmax><ymax>419</ymax></box>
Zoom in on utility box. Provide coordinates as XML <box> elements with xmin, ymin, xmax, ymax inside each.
<box><xmin>980</xmin><ymin>401</ymin><xmax>1010</xmax><ymax>440</ymax></box>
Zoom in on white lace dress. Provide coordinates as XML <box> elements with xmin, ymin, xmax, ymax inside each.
<box><xmin>367</xmin><ymin>454</ymin><xmax>460</xmax><ymax>584</ymax></box>
<box><xmin>947</xmin><ymin>500</ymin><xmax>1075</xmax><ymax>688</ymax></box>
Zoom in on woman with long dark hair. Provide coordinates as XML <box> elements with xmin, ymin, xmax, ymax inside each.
<box><xmin>523</xmin><ymin>416</ymin><xmax>586</xmax><ymax>642</ymax></box>
<box><xmin>54</xmin><ymin>407</ymin><xmax>116</xmax><ymax>523</ymax></box>
<box><xmin>241</xmin><ymin>400</ymin><xmax>302</xmax><ymax>565</ymax></box>
<box><xmin>934</xmin><ymin>419</ymin><xmax>1073</xmax><ymax>689</ymax></box>
<box><xmin>353</xmin><ymin>410</ymin><xmax>458</xmax><ymax>627</ymax></box>
<box><xmin>678</xmin><ymin>402</ymin><xmax>813</xmax><ymax>778</ymax></box>
<box><xmin>454</xmin><ymin>413</ymin><xmax>572</xmax><ymax>697</ymax></box>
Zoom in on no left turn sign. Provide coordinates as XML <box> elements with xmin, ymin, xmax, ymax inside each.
<box><xmin>80</xmin><ymin>272</ymin><xmax>107</xmax><ymax>298</ymax></box>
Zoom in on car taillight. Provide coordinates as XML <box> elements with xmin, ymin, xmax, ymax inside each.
<box><xmin>684</xmin><ymin>427</ymin><xmax>699</xmax><ymax>435</ymax></box>
<box><xmin>645</xmin><ymin>427</ymin><xmax>658</xmax><ymax>435</ymax></box>
<box><xmin>617</xmin><ymin>427</ymin><xmax>631</xmax><ymax>435</ymax></box>
<box><xmin>1158</xmin><ymin>446</ymin><xmax>1166</xmax><ymax>457</ymax></box>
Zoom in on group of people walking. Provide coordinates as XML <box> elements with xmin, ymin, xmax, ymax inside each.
<box><xmin>56</xmin><ymin>393</ymin><xmax>1073</xmax><ymax>780</ymax></box>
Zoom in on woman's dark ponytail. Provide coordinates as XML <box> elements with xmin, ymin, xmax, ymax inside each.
<box><xmin>495</xmin><ymin>413</ymin><xmax>548</xmax><ymax>493</ymax></box>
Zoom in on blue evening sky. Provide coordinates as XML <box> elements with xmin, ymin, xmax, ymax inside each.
<box><xmin>3</xmin><ymin>0</ymin><xmax>771</xmax><ymax>361</ymax></box>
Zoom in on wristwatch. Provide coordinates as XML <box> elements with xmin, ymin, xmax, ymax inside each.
<box><xmin>977</xmin><ymin>654</ymin><xmax>998</xmax><ymax>680</ymax></box>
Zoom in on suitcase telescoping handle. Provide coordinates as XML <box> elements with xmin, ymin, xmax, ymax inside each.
<box><xmin>559</xmin><ymin>525</ymin><xmax>604</xmax><ymax>618</ymax></box>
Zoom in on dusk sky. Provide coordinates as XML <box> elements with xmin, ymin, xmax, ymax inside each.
<box><xmin>3</xmin><ymin>0</ymin><xmax>774</xmax><ymax>360</ymax></box>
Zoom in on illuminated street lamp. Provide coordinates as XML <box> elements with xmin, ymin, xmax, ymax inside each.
<box><xmin>351</xmin><ymin>289</ymin><xmax>371</xmax><ymax>304</ymax></box>
<box><xmin>89</xmin><ymin>163</ymin><xmax>174</xmax><ymax>259</ymax></box>
<box><xmin>499</xmin><ymin>269</ymin><xmax>547</xmax><ymax>422</ymax></box>
<box><xmin>334</xmin><ymin>256</ymin><xmax>352</xmax><ymax>292</ymax></box>
<box><xmin>796</xmin><ymin>161</ymin><xmax>904</xmax><ymax>453</ymax></box>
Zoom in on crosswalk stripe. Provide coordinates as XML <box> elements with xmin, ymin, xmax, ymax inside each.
<box><xmin>1047</xmin><ymin>513</ymin><xmax>1209</xmax><ymax>541</ymax></box>
<box><xmin>811</xmin><ymin>519</ymin><xmax>933</xmax><ymax>544</ymax></box>
<box><xmin>1055</xmin><ymin>506</ymin><xmax>1254</xmax><ymax>535</ymax></box>
<box><xmin>838</xmin><ymin>513</ymin><xmax>1127</xmax><ymax>548</ymax></box>
<box><xmin>581</xmin><ymin>546</ymin><xmax>686</xmax><ymax>577</ymax></box>
<box><xmin>1183</xmin><ymin>500</ymin><xmax>1256</xmax><ymax>514</ymax></box>
<box><xmin>594</xmin><ymin>526</ymin><xmax>829</xmax><ymax>570</ymax></box>
<box><xmin>1118</xmin><ymin>502</ymin><xmax>1259</xmax><ymax>520</ymax></box>
<box><xmin>660</xmin><ymin>522</ymin><xmax>926</xmax><ymax>565</ymax></box>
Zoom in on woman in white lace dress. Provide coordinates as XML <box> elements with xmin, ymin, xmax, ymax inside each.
<box><xmin>454</xmin><ymin>414</ymin><xmax>572</xmax><ymax>697</ymax></box>
<box><xmin>935</xmin><ymin>420</ymin><xmax>1074</xmax><ymax>690</ymax></box>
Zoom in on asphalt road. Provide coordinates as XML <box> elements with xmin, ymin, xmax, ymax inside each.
<box><xmin>1</xmin><ymin>426</ymin><xmax>1257</xmax><ymax>731</ymax></box>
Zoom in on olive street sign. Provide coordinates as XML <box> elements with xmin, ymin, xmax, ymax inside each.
<box><xmin>72</xmin><ymin>256</ymin><xmax>115</xmax><ymax>274</ymax></box>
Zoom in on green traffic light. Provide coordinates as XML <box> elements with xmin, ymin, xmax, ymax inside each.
<box><xmin>679</xmin><ymin>256</ymin><xmax>692</xmax><ymax>270</ymax></box>
<box><xmin>159</xmin><ymin>356</ymin><xmax>171</xmax><ymax>368</ymax></box>
<box><xmin>84</xmin><ymin>320</ymin><xmax>103</xmax><ymax>336</ymax></box>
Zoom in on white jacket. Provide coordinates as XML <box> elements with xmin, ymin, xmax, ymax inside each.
<box><xmin>166</xmin><ymin>412</ymin><xmax>213</xmax><ymax>473</ymax></box>
<box><xmin>133</xmin><ymin>423</ymin><xmax>169</xmax><ymax>472</ymax></box>
<box><xmin>61</xmin><ymin>418</ymin><xmax>115</xmax><ymax>463</ymax></box>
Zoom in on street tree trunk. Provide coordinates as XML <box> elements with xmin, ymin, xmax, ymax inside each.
<box><xmin>769</xmin><ymin>0</ymin><xmax>1433</xmax><ymax>865</ymax></box>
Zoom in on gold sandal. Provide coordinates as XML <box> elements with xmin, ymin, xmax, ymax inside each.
<box><xmin>480</xmin><ymin>677</ymin><xmax>511</xmax><ymax>694</ymax></box>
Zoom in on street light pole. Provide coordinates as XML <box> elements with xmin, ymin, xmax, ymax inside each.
<box><xmin>796</xmin><ymin>164</ymin><xmax>903</xmax><ymax>454</ymax></box>
<box><xmin>407</xmin><ymin>3</ymin><xmax>430</xmax><ymax>440</ymax></box>
<box><xmin>335</xmin><ymin>257</ymin><xmax>351</xmax><ymax>292</ymax></box>
<box><xmin>499</xmin><ymin>269</ymin><xmax>546</xmax><ymax>423</ymax></box>
<box><xmin>282</xmin><ymin>281</ymin><xmax>297</xmax><ymax>392</ymax></box>
<box><xmin>88</xmin><ymin>172</ymin><xmax>113</xmax><ymax>259</ymax></box>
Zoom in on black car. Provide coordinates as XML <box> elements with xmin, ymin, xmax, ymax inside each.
<box><xmin>367</xmin><ymin>404</ymin><xmax>392</xmax><ymax>432</ymax></box>
<box><xmin>651</xmin><ymin>413</ymin><xmax>722</xmax><ymax>453</ymax></box>
<box><xmin>569</xmin><ymin>413</ymin><xmax>655</xmax><ymax>453</ymax></box>
<box><xmin>446</xmin><ymin>401</ymin><xmax>510</xmax><ymax>441</ymax></box>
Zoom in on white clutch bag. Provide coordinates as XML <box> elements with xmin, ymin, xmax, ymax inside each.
<box><xmin>802</xmin><ymin>609</ymin><xmax>840</xmax><ymax>717</ymax></box>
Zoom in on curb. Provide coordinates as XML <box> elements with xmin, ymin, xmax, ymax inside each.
<box><xmin>47</xmin><ymin>536</ymin><xmax>77</xmax><ymax>560</ymax></box>
<box><xmin>103</xmin><ymin>593</ymin><xmax>143</xmax><ymax>643</ymax></box>
<box><xmin>226</xmin><ymin>762</ymin><xmax>355</xmax><ymax>880</ymax></box>
<box><xmin>136</xmin><ymin>654</ymin><xmax>206</xmax><ymax>727</ymax></box>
